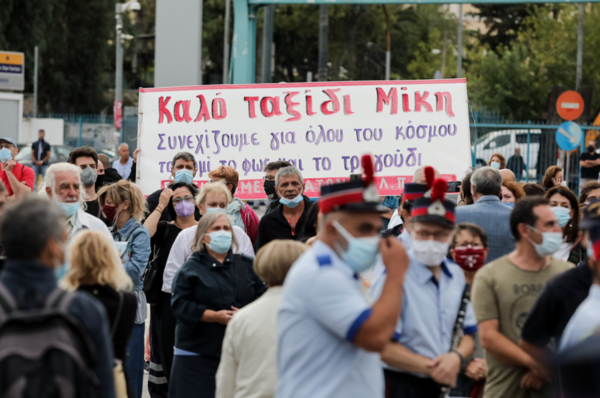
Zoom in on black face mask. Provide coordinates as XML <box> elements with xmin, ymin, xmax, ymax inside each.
<box><xmin>95</xmin><ymin>174</ymin><xmax>105</xmax><ymax>191</ymax></box>
<box><xmin>589</xmin><ymin>145</ymin><xmax>596</xmax><ymax>153</ymax></box>
<box><xmin>263</xmin><ymin>180</ymin><xmax>276</xmax><ymax>196</ymax></box>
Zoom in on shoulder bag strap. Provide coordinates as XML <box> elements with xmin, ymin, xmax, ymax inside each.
<box><xmin>233</xmin><ymin>254</ymin><xmax>250</xmax><ymax>307</ymax></box>
<box><xmin>449</xmin><ymin>283</ymin><xmax>471</xmax><ymax>351</ymax></box>
<box><xmin>0</xmin><ymin>282</ymin><xmax>17</xmax><ymax>321</ymax></box>
<box><xmin>111</xmin><ymin>292</ymin><xmax>124</xmax><ymax>338</ymax></box>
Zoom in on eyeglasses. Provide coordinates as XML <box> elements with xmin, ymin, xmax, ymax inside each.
<box><xmin>172</xmin><ymin>196</ymin><xmax>195</xmax><ymax>204</ymax></box>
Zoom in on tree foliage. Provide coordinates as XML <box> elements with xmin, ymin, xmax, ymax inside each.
<box><xmin>0</xmin><ymin>0</ymin><xmax>113</xmax><ymax>113</ymax></box>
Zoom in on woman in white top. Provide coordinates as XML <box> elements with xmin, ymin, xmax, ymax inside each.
<box><xmin>215</xmin><ymin>240</ymin><xmax>308</xmax><ymax>398</ymax></box>
<box><xmin>162</xmin><ymin>182</ymin><xmax>255</xmax><ymax>293</ymax></box>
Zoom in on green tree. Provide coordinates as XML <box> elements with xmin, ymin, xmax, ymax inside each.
<box><xmin>0</xmin><ymin>0</ymin><xmax>113</xmax><ymax>113</ymax></box>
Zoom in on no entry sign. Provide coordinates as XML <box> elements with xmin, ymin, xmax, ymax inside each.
<box><xmin>556</xmin><ymin>91</ymin><xmax>584</xmax><ymax>121</ymax></box>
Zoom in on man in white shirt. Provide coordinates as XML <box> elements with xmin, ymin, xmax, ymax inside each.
<box><xmin>112</xmin><ymin>143</ymin><xmax>133</xmax><ymax>179</ymax></box>
<box><xmin>43</xmin><ymin>163</ymin><xmax>112</xmax><ymax>278</ymax></box>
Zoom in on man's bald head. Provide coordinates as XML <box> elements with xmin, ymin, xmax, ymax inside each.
<box><xmin>500</xmin><ymin>168</ymin><xmax>516</xmax><ymax>182</ymax></box>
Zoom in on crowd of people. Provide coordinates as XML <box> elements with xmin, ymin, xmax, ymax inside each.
<box><xmin>0</xmin><ymin>130</ymin><xmax>598</xmax><ymax>398</ymax></box>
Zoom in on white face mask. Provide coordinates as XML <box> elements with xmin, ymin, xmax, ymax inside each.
<box><xmin>411</xmin><ymin>237</ymin><xmax>449</xmax><ymax>266</ymax></box>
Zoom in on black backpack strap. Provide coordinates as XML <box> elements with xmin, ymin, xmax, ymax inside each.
<box><xmin>233</xmin><ymin>254</ymin><xmax>250</xmax><ymax>307</ymax></box>
<box><xmin>111</xmin><ymin>292</ymin><xmax>124</xmax><ymax>338</ymax></box>
<box><xmin>0</xmin><ymin>282</ymin><xmax>17</xmax><ymax>321</ymax></box>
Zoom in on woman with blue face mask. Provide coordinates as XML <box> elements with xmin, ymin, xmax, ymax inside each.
<box><xmin>169</xmin><ymin>212</ymin><xmax>266</xmax><ymax>398</ymax></box>
<box><xmin>488</xmin><ymin>153</ymin><xmax>506</xmax><ymax>170</ymax></box>
<box><xmin>545</xmin><ymin>186</ymin><xmax>584</xmax><ymax>265</ymax></box>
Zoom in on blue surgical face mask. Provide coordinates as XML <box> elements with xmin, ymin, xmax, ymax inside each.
<box><xmin>0</xmin><ymin>148</ymin><xmax>12</xmax><ymax>163</ymax></box>
<box><xmin>52</xmin><ymin>242</ymin><xmax>70</xmax><ymax>281</ymax></box>
<box><xmin>280</xmin><ymin>194</ymin><xmax>303</xmax><ymax>208</ymax></box>
<box><xmin>206</xmin><ymin>207</ymin><xmax>227</xmax><ymax>215</ymax></box>
<box><xmin>552</xmin><ymin>207</ymin><xmax>571</xmax><ymax>228</ymax></box>
<box><xmin>332</xmin><ymin>220</ymin><xmax>380</xmax><ymax>273</ymax></box>
<box><xmin>490</xmin><ymin>161</ymin><xmax>500</xmax><ymax>169</ymax></box>
<box><xmin>206</xmin><ymin>230</ymin><xmax>233</xmax><ymax>254</ymax></box>
<box><xmin>57</xmin><ymin>201</ymin><xmax>80</xmax><ymax>218</ymax></box>
<box><xmin>503</xmin><ymin>202</ymin><xmax>515</xmax><ymax>208</ymax></box>
<box><xmin>174</xmin><ymin>169</ymin><xmax>194</xmax><ymax>184</ymax></box>
<box><xmin>526</xmin><ymin>225</ymin><xmax>563</xmax><ymax>257</ymax></box>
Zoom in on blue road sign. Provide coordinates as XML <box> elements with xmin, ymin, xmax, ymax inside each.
<box><xmin>556</xmin><ymin>121</ymin><xmax>582</xmax><ymax>151</ymax></box>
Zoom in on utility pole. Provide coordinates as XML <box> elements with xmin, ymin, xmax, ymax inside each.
<box><xmin>441</xmin><ymin>31</ymin><xmax>447</xmax><ymax>78</ymax></box>
<box><xmin>115</xmin><ymin>1</ymin><xmax>141</xmax><ymax>140</ymax></box>
<box><xmin>318</xmin><ymin>5</ymin><xmax>329</xmax><ymax>82</ymax></box>
<box><xmin>456</xmin><ymin>4</ymin><xmax>463</xmax><ymax>79</ymax></box>
<box><xmin>223</xmin><ymin>0</ymin><xmax>231</xmax><ymax>84</ymax></box>
<box><xmin>382</xmin><ymin>5</ymin><xmax>391</xmax><ymax>80</ymax></box>
<box><xmin>576</xmin><ymin>3</ymin><xmax>583</xmax><ymax>91</ymax></box>
<box><xmin>261</xmin><ymin>5</ymin><xmax>274</xmax><ymax>83</ymax></box>
<box><xmin>33</xmin><ymin>46</ymin><xmax>38</xmax><ymax>118</ymax></box>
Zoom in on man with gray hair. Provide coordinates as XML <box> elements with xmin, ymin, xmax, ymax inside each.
<box><xmin>44</xmin><ymin>163</ymin><xmax>111</xmax><ymax>250</ymax></box>
<box><xmin>0</xmin><ymin>197</ymin><xmax>117</xmax><ymax>397</ymax></box>
<box><xmin>456</xmin><ymin>166</ymin><xmax>515</xmax><ymax>262</ymax></box>
<box><xmin>112</xmin><ymin>142</ymin><xmax>133</xmax><ymax>179</ymax></box>
<box><xmin>255</xmin><ymin>166</ymin><xmax>314</xmax><ymax>251</ymax></box>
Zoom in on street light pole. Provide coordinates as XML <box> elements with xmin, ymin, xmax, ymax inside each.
<box><xmin>115</xmin><ymin>1</ymin><xmax>141</xmax><ymax>141</ymax></box>
<box><xmin>456</xmin><ymin>4</ymin><xmax>463</xmax><ymax>78</ymax></box>
<box><xmin>115</xmin><ymin>4</ymin><xmax>124</xmax><ymax>131</ymax></box>
<box><xmin>576</xmin><ymin>3</ymin><xmax>583</xmax><ymax>91</ymax></box>
<box><xmin>223</xmin><ymin>0</ymin><xmax>231</xmax><ymax>84</ymax></box>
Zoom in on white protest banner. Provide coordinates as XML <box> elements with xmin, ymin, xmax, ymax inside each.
<box><xmin>137</xmin><ymin>79</ymin><xmax>471</xmax><ymax>199</ymax></box>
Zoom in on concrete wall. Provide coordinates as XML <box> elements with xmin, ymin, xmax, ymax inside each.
<box><xmin>154</xmin><ymin>0</ymin><xmax>203</xmax><ymax>88</ymax></box>
<box><xmin>0</xmin><ymin>93</ymin><xmax>23</xmax><ymax>143</ymax></box>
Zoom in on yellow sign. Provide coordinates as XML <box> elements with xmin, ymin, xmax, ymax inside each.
<box><xmin>0</xmin><ymin>52</ymin><xmax>24</xmax><ymax>66</ymax></box>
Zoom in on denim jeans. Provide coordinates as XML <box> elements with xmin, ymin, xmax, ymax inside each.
<box><xmin>33</xmin><ymin>164</ymin><xmax>48</xmax><ymax>192</ymax></box>
<box><xmin>127</xmin><ymin>323</ymin><xmax>146</xmax><ymax>398</ymax></box>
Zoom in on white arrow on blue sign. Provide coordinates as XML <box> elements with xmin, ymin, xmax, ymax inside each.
<box><xmin>556</xmin><ymin>121</ymin><xmax>582</xmax><ymax>151</ymax></box>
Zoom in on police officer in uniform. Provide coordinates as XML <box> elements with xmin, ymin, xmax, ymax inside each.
<box><xmin>276</xmin><ymin>155</ymin><xmax>410</xmax><ymax>398</ymax></box>
<box><xmin>372</xmin><ymin>177</ymin><xmax>477</xmax><ymax>398</ymax></box>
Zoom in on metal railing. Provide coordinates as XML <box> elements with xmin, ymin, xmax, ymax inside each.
<box><xmin>36</xmin><ymin>112</ymin><xmax>138</xmax><ymax>156</ymax></box>
<box><xmin>470</xmin><ymin>121</ymin><xmax>600</xmax><ymax>193</ymax></box>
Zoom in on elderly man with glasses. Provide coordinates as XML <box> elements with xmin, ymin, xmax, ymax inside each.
<box><xmin>0</xmin><ymin>137</ymin><xmax>34</xmax><ymax>200</ymax></box>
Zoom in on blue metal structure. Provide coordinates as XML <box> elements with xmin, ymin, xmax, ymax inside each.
<box><xmin>231</xmin><ymin>0</ymin><xmax>599</xmax><ymax>84</ymax></box>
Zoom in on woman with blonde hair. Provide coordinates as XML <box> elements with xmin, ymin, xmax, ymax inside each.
<box><xmin>65</xmin><ymin>230</ymin><xmax>137</xmax><ymax>398</ymax></box>
<box><xmin>216</xmin><ymin>240</ymin><xmax>307</xmax><ymax>398</ymax></box>
<box><xmin>169</xmin><ymin>212</ymin><xmax>266</xmax><ymax>398</ymax></box>
<box><xmin>98</xmin><ymin>180</ymin><xmax>151</xmax><ymax>398</ymax></box>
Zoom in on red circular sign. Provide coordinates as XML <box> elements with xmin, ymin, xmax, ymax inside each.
<box><xmin>556</xmin><ymin>91</ymin><xmax>584</xmax><ymax>121</ymax></box>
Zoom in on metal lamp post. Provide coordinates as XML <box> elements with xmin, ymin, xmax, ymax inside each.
<box><xmin>115</xmin><ymin>1</ymin><xmax>141</xmax><ymax>140</ymax></box>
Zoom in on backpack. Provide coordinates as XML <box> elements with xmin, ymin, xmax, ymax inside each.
<box><xmin>0</xmin><ymin>283</ymin><xmax>99</xmax><ymax>398</ymax></box>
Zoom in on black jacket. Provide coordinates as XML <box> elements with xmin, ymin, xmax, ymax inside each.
<box><xmin>255</xmin><ymin>196</ymin><xmax>313</xmax><ymax>251</ymax></box>
<box><xmin>171</xmin><ymin>251</ymin><xmax>266</xmax><ymax>357</ymax></box>
<box><xmin>77</xmin><ymin>284</ymin><xmax>136</xmax><ymax>362</ymax></box>
<box><xmin>103</xmin><ymin>168</ymin><xmax>123</xmax><ymax>186</ymax></box>
<box><xmin>31</xmin><ymin>140</ymin><xmax>51</xmax><ymax>164</ymax></box>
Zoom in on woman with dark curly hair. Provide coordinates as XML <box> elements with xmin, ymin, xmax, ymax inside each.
<box><xmin>544</xmin><ymin>186</ymin><xmax>584</xmax><ymax>265</ymax></box>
